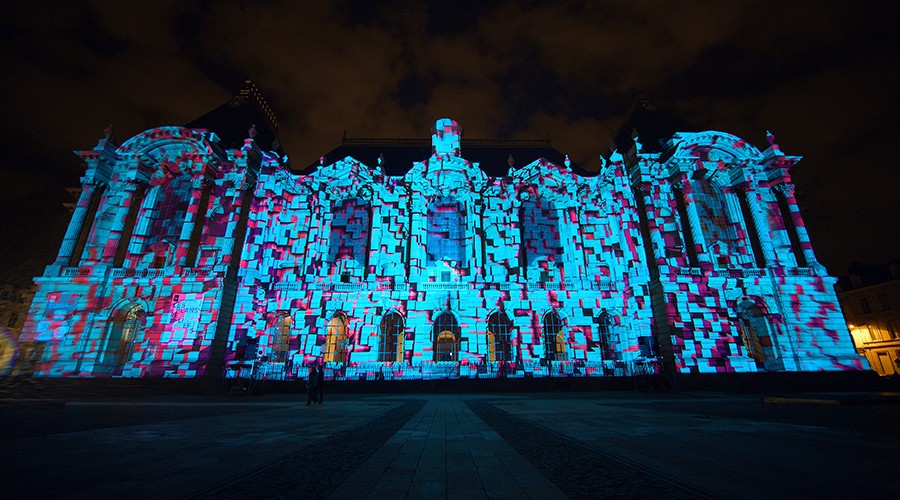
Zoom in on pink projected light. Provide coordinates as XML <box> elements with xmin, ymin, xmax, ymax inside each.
<box><xmin>16</xmin><ymin>115</ymin><xmax>865</xmax><ymax>381</ymax></box>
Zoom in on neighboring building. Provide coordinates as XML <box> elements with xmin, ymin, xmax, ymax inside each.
<box><xmin>0</xmin><ymin>283</ymin><xmax>36</xmax><ymax>375</ymax></box>
<box><xmin>17</xmin><ymin>84</ymin><xmax>862</xmax><ymax>380</ymax></box>
<box><xmin>838</xmin><ymin>261</ymin><xmax>900</xmax><ymax>376</ymax></box>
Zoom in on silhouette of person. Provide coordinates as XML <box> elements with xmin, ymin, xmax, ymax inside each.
<box><xmin>306</xmin><ymin>365</ymin><xmax>318</xmax><ymax>405</ymax></box>
<box><xmin>316</xmin><ymin>364</ymin><xmax>325</xmax><ymax>404</ymax></box>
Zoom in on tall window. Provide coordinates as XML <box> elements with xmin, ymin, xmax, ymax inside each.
<box><xmin>94</xmin><ymin>304</ymin><xmax>144</xmax><ymax>376</ymax></box>
<box><xmin>433</xmin><ymin>313</ymin><xmax>460</xmax><ymax>362</ymax></box>
<box><xmin>520</xmin><ymin>195</ymin><xmax>562</xmax><ymax>275</ymax></box>
<box><xmin>328</xmin><ymin>198</ymin><xmax>371</xmax><ymax>274</ymax></box>
<box><xmin>597</xmin><ymin>309</ymin><xmax>615</xmax><ymax>361</ymax></box>
<box><xmin>145</xmin><ymin>174</ymin><xmax>192</xmax><ymax>254</ymax></box>
<box><xmin>273</xmin><ymin>314</ymin><xmax>292</xmax><ymax>362</ymax></box>
<box><xmin>324</xmin><ymin>313</ymin><xmax>349</xmax><ymax>363</ymax></box>
<box><xmin>426</xmin><ymin>196</ymin><xmax>467</xmax><ymax>266</ymax></box>
<box><xmin>691</xmin><ymin>178</ymin><xmax>736</xmax><ymax>267</ymax></box>
<box><xmin>543</xmin><ymin>311</ymin><xmax>566</xmax><ymax>361</ymax></box>
<box><xmin>378</xmin><ymin>312</ymin><xmax>404</xmax><ymax>363</ymax></box>
<box><xmin>487</xmin><ymin>312</ymin><xmax>513</xmax><ymax>362</ymax></box>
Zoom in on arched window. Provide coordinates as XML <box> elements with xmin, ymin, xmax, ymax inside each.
<box><xmin>324</xmin><ymin>313</ymin><xmax>349</xmax><ymax>364</ymax></box>
<box><xmin>145</xmin><ymin>173</ymin><xmax>192</xmax><ymax>254</ymax></box>
<box><xmin>433</xmin><ymin>313</ymin><xmax>460</xmax><ymax>362</ymax></box>
<box><xmin>487</xmin><ymin>312</ymin><xmax>513</xmax><ymax>362</ymax></box>
<box><xmin>736</xmin><ymin>301</ymin><xmax>782</xmax><ymax>371</ymax></box>
<box><xmin>426</xmin><ymin>196</ymin><xmax>467</xmax><ymax>266</ymax></box>
<box><xmin>379</xmin><ymin>312</ymin><xmax>404</xmax><ymax>363</ymax></box>
<box><xmin>273</xmin><ymin>314</ymin><xmax>292</xmax><ymax>362</ymax></box>
<box><xmin>691</xmin><ymin>177</ymin><xmax>737</xmax><ymax>267</ymax></box>
<box><xmin>598</xmin><ymin>309</ymin><xmax>614</xmax><ymax>360</ymax></box>
<box><xmin>543</xmin><ymin>311</ymin><xmax>566</xmax><ymax>361</ymax></box>
<box><xmin>95</xmin><ymin>304</ymin><xmax>144</xmax><ymax>376</ymax></box>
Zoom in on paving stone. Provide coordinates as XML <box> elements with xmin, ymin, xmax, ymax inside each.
<box><xmin>188</xmin><ymin>400</ymin><xmax>425</xmax><ymax>499</ymax></box>
<box><xmin>466</xmin><ymin>399</ymin><xmax>702</xmax><ymax>499</ymax></box>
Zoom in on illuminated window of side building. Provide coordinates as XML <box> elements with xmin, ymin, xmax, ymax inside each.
<box><xmin>860</xmin><ymin>298</ymin><xmax>871</xmax><ymax>314</ymax></box>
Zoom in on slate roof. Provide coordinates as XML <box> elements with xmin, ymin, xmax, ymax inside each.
<box><xmin>184</xmin><ymin>80</ymin><xmax>286</xmax><ymax>160</ymax></box>
<box><xmin>609</xmin><ymin>95</ymin><xmax>700</xmax><ymax>156</ymax></box>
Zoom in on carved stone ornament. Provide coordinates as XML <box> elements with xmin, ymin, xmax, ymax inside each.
<box><xmin>773</xmin><ymin>183</ymin><xmax>795</xmax><ymax>198</ymax></box>
<box><xmin>357</xmin><ymin>184</ymin><xmax>374</xmax><ymax>201</ymax></box>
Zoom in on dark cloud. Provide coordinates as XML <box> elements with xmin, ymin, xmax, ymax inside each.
<box><xmin>0</xmin><ymin>0</ymin><xmax>897</xmax><ymax>283</ymax></box>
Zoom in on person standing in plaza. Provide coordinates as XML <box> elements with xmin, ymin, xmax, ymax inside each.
<box><xmin>306</xmin><ymin>364</ymin><xmax>318</xmax><ymax>405</ymax></box>
<box><xmin>316</xmin><ymin>364</ymin><xmax>325</xmax><ymax>404</ymax></box>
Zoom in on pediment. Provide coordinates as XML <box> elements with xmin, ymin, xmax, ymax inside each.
<box><xmin>667</xmin><ymin>131</ymin><xmax>762</xmax><ymax>164</ymax></box>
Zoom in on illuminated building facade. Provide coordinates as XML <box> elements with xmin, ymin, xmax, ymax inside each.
<box><xmin>18</xmin><ymin>89</ymin><xmax>863</xmax><ymax>380</ymax></box>
<box><xmin>838</xmin><ymin>261</ymin><xmax>900</xmax><ymax>376</ymax></box>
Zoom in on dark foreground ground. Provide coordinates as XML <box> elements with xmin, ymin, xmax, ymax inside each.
<box><xmin>1</xmin><ymin>372</ymin><xmax>898</xmax><ymax>499</ymax></box>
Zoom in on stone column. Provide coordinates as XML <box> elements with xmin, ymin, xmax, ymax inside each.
<box><xmin>675</xmin><ymin>176</ymin><xmax>712</xmax><ymax>269</ymax></box>
<box><xmin>55</xmin><ymin>182</ymin><xmax>99</xmax><ymax>267</ymax></box>
<box><xmin>722</xmin><ymin>189</ymin><xmax>754</xmax><ymax>267</ymax></box>
<box><xmin>742</xmin><ymin>188</ymin><xmax>777</xmax><ymax>267</ymax></box>
<box><xmin>100</xmin><ymin>185</ymin><xmax>140</xmax><ymax>262</ymax></box>
<box><xmin>177</xmin><ymin>174</ymin><xmax>211</xmax><ymax>266</ymax></box>
<box><xmin>637</xmin><ymin>182</ymin><xmax>666</xmax><ymax>264</ymax></box>
<box><xmin>773</xmin><ymin>183</ymin><xmax>823</xmax><ymax>272</ymax></box>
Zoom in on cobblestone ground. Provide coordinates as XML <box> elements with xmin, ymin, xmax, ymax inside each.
<box><xmin>188</xmin><ymin>400</ymin><xmax>427</xmax><ymax>499</ymax></box>
<box><xmin>465</xmin><ymin>399</ymin><xmax>714</xmax><ymax>499</ymax></box>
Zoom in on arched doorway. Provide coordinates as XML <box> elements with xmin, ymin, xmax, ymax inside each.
<box><xmin>737</xmin><ymin>301</ymin><xmax>783</xmax><ymax>371</ymax></box>
<box><xmin>324</xmin><ymin>313</ymin><xmax>349</xmax><ymax>364</ymax></box>
<box><xmin>95</xmin><ymin>304</ymin><xmax>144</xmax><ymax>376</ymax></box>
<box><xmin>379</xmin><ymin>312</ymin><xmax>404</xmax><ymax>362</ymax></box>
<box><xmin>543</xmin><ymin>311</ymin><xmax>567</xmax><ymax>361</ymax></box>
<box><xmin>433</xmin><ymin>313</ymin><xmax>460</xmax><ymax>362</ymax></box>
<box><xmin>486</xmin><ymin>312</ymin><xmax>513</xmax><ymax>362</ymax></box>
<box><xmin>273</xmin><ymin>314</ymin><xmax>292</xmax><ymax>363</ymax></box>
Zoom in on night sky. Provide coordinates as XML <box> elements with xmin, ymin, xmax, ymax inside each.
<box><xmin>1</xmin><ymin>0</ymin><xmax>897</xmax><ymax>286</ymax></box>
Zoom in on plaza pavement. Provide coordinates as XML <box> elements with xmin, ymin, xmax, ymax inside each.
<box><xmin>1</xmin><ymin>386</ymin><xmax>898</xmax><ymax>499</ymax></box>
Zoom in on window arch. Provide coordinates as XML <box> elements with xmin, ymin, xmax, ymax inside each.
<box><xmin>543</xmin><ymin>311</ymin><xmax>567</xmax><ymax>361</ymax></box>
<box><xmin>324</xmin><ymin>313</ymin><xmax>349</xmax><ymax>364</ymax></box>
<box><xmin>379</xmin><ymin>312</ymin><xmax>404</xmax><ymax>363</ymax></box>
<box><xmin>486</xmin><ymin>312</ymin><xmax>513</xmax><ymax>362</ymax></box>
<box><xmin>95</xmin><ymin>304</ymin><xmax>144</xmax><ymax>376</ymax></box>
<box><xmin>433</xmin><ymin>313</ymin><xmax>460</xmax><ymax>362</ymax></box>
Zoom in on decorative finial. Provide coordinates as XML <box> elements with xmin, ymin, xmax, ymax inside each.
<box><xmin>378</xmin><ymin>153</ymin><xmax>384</xmax><ymax>166</ymax></box>
<box><xmin>765</xmin><ymin>130</ymin><xmax>780</xmax><ymax>151</ymax></box>
<box><xmin>104</xmin><ymin>125</ymin><xmax>114</xmax><ymax>138</ymax></box>
<box><xmin>248</xmin><ymin>124</ymin><xmax>257</xmax><ymax>139</ymax></box>
<box><xmin>507</xmin><ymin>154</ymin><xmax>515</xmax><ymax>169</ymax></box>
<box><xmin>564</xmin><ymin>154</ymin><xmax>571</xmax><ymax>168</ymax></box>
<box><xmin>320</xmin><ymin>155</ymin><xmax>326</xmax><ymax>166</ymax></box>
